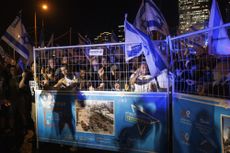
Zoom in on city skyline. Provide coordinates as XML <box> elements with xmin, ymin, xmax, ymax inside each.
<box><xmin>178</xmin><ymin>0</ymin><xmax>230</xmax><ymax>33</ymax></box>
<box><xmin>178</xmin><ymin>0</ymin><xmax>209</xmax><ymax>33</ymax></box>
<box><xmin>1</xmin><ymin>0</ymin><xmax>230</xmax><ymax>45</ymax></box>
<box><xmin>0</xmin><ymin>0</ymin><xmax>178</xmax><ymax>45</ymax></box>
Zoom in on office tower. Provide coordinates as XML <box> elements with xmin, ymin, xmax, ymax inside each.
<box><xmin>178</xmin><ymin>0</ymin><xmax>209</xmax><ymax>33</ymax></box>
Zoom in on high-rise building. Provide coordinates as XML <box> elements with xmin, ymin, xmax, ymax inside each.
<box><xmin>178</xmin><ymin>0</ymin><xmax>230</xmax><ymax>34</ymax></box>
<box><xmin>93</xmin><ymin>25</ymin><xmax>124</xmax><ymax>44</ymax></box>
<box><xmin>94</xmin><ymin>32</ymin><xmax>112</xmax><ymax>43</ymax></box>
<box><xmin>116</xmin><ymin>25</ymin><xmax>124</xmax><ymax>42</ymax></box>
<box><xmin>178</xmin><ymin>0</ymin><xmax>209</xmax><ymax>34</ymax></box>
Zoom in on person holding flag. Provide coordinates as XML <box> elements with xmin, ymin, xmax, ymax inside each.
<box><xmin>125</xmin><ymin>14</ymin><xmax>169</xmax><ymax>91</ymax></box>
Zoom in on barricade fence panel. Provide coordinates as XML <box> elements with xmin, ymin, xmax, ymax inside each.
<box><xmin>171</xmin><ymin>25</ymin><xmax>230</xmax><ymax>99</ymax></box>
<box><xmin>34</xmin><ymin>42</ymin><xmax>169</xmax><ymax>92</ymax></box>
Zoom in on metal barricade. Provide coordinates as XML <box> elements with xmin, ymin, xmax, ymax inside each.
<box><xmin>33</xmin><ymin>42</ymin><xmax>169</xmax><ymax>92</ymax></box>
<box><xmin>170</xmin><ymin>24</ymin><xmax>230</xmax><ymax>99</ymax></box>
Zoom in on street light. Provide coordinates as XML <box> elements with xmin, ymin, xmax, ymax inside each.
<box><xmin>34</xmin><ymin>2</ymin><xmax>49</xmax><ymax>47</ymax></box>
<box><xmin>42</xmin><ymin>4</ymin><xmax>48</xmax><ymax>11</ymax></box>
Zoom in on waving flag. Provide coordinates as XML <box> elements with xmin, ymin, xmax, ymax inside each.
<box><xmin>1</xmin><ymin>16</ymin><xmax>32</xmax><ymax>59</ymax></box>
<box><xmin>134</xmin><ymin>0</ymin><xmax>169</xmax><ymax>36</ymax></box>
<box><xmin>125</xmin><ymin>18</ymin><xmax>168</xmax><ymax>77</ymax></box>
<box><xmin>125</xmin><ymin>21</ymin><xmax>144</xmax><ymax>61</ymax></box>
<box><xmin>208</xmin><ymin>0</ymin><xmax>230</xmax><ymax>55</ymax></box>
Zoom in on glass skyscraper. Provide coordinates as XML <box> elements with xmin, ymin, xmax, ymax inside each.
<box><xmin>178</xmin><ymin>0</ymin><xmax>209</xmax><ymax>33</ymax></box>
<box><xmin>178</xmin><ymin>0</ymin><xmax>230</xmax><ymax>34</ymax></box>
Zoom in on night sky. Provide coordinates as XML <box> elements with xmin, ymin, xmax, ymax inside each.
<box><xmin>0</xmin><ymin>0</ymin><xmax>178</xmax><ymax>45</ymax></box>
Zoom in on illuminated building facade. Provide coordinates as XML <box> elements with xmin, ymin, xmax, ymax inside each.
<box><xmin>178</xmin><ymin>0</ymin><xmax>230</xmax><ymax>34</ymax></box>
<box><xmin>178</xmin><ymin>0</ymin><xmax>209</xmax><ymax>33</ymax></box>
<box><xmin>94</xmin><ymin>25</ymin><xmax>124</xmax><ymax>43</ymax></box>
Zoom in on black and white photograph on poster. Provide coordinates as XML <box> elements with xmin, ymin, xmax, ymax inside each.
<box><xmin>29</xmin><ymin>80</ymin><xmax>36</xmax><ymax>96</ymax></box>
<box><xmin>76</xmin><ymin>100</ymin><xmax>114</xmax><ymax>135</ymax></box>
<box><xmin>222</xmin><ymin>115</ymin><xmax>230</xmax><ymax>153</ymax></box>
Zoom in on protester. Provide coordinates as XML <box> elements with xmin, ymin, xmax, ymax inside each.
<box><xmin>130</xmin><ymin>61</ymin><xmax>157</xmax><ymax>92</ymax></box>
<box><xmin>53</xmin><ymin>64</ymin><xmax>78</xmax><ymax>90</ymax></box>
<box><xmin>18</xmin><ymin>62</ymin><xmax>35</xmax><ymax>142</ymax></box>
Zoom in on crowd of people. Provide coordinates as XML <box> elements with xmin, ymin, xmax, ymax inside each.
<box><xmin>173</xmin><ymin>47</ymin><xmax>230</xmax><ymax>98</ymax></box>
<box><xmin>0</xmin><ymin>46</ymin><xmax>169</xmax><ymax>152</ymax></box>
<box><xmin>36</xmin><ymin>45</ymin><xmax>229</xmax><ymax>98</ymax></box>
<box><xmin>1</xmin><ymin>45</ymin><xmax>229</xmax><ymax>144</ymax></box>
<box><xmin>0</xmin><ymin>47</ymin><xmax>169</xmax><ymax>152</ymax></box>
<box><xmin>1</xmin><ymin>44</ymin><xmax>230</xmax><ymax>152</ymax></box>
<box><xmin>0</xmin><ymin>55</ymin><xmax>35</xmax><ymax>153</ymax></box>
<box><xmin>35</xmin><ymin>47</ymin><xmax>168</xmax><ymax>93</ymax></box>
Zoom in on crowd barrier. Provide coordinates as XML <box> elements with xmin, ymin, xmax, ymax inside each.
<box><xmin>171</xmin><ymin>24</ymin><xmax>230</xmax><ymax>153</ymax></box>
<box><xmin>35</xmin><ymin>90</ymin><xmax>170</xmax><ymax>153</ymax></box>
<box><xmin>33</xmin><ymin>24</ymin><xmax>230</xmax><ymax>153</ymax></box>
<box><xmin>33</xmin><ymin>42</ymin><xmax>171</xmax><ymax>152</ymax></box>
<box><xmin>173</xmin><ymin>93</ymin><xmax>230</xmax><ymax>153</ymax></box>
<box><xmin>170</xmin><ymin>24</ymin><xmax>230</xmax><ymax>99</ymax></box>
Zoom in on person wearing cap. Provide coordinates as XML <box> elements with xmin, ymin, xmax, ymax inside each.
<box><xmin>129</xmin><ymin>61</ymin><xmax>157</xmax><ymax>92</ymax></box>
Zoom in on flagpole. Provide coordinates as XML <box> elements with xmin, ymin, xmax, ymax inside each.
<box><xmin>34</xmin><ymin>12</ymin><xmax>37</xmax><ymax>47</ymax></box>
<box><xmin>69</xmin><ymin>27</ymin><xmax>72</xmax><ymax>45</ymax></box>
<box><xmin>125</xmin><ymin>13</ymin><xmax>128</xmax><ymax>22</ymax></box>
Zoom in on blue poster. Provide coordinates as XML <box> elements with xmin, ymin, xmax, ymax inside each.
<box><xmin>173</xmin><ymin>93</ymin><xmax>230</xmax><ymax>153</ymax></box>
<box><xmin>36</xmin><ymin>91</ymin><xmax>169</xmax><ymax>153</ymax></box>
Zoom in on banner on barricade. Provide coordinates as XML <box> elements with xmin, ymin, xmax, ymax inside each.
<box><xmin>173</xmin><ymin>93</ymin><xmax>230</xmax><ymax>153</ymax></box>
<box><xmin>36</xmin><ymin>91</ymin><xmax>169</xmax><ymax>153</ymax></box>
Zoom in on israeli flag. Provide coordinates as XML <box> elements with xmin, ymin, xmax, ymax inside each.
<box><xmin>208</xmin><ymin>0</ymin><xmax>230</xmax><ymax>55</ymax></box>
<box><xmin>1</xmin><ymin>16</ymin><xmax>32</xmax><ymax>59</ymax></box>
<box><xmin>134</xmin><ymin>0</ymin><xmax>169</xmax><ymax>36</ymax></box>
<box><xmin>125</xmin><ymin>20</ymin><xmax>144</xmax><ymax>62</ymax></box>
<box><xmin>125</xmin><ymin>19</ymin><xmax>168</xmax><ymax>77</ymax></box>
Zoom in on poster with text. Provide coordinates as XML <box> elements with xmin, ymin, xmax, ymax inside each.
<box><xmin>36</xmin><ymin>91</ymin><xmax>169</xmax><ymax>153</ymax></box>
<box><xmin>173</xmin><ymin>93</ymin><xmax>230</xmax><ymax>153</ymax></box>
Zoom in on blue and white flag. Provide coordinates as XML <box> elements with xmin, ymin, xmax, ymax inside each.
<box><xmin>1</xmin><ymin>16</ymin><xmax>32</xmax><ymax>59</ymax></box>
<box><xmin>208</xmin><ymin>0</ymin><xmax>230</xmax><ymax>55</ymax></box>
<box><xmin>134</xmin><ymin>0</ymin><xmax>169</xmax><ymax>36</ymax></box>
<box><xmin>125</xmin><ymin>20</ymin><xmax>144</xmax><ymax>62</ymax></box>
<box><xmin>125</xmin><ymin>19</ymin><xmax>168</xmax><ymax>77</ymax></box>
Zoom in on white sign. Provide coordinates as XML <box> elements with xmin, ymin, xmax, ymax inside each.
<box><xmin>29</xmin><ymin>80</ymin><xmax>38</xmax><ymax>96</ymax></box>
<box><xmin>89</xmin><ymin>49</ymin><xmax>104</xmax><ymax>56</ymax></box>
